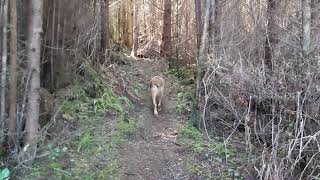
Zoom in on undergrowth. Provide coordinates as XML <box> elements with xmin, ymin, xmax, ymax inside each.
<box><xmin>165</xmin><ymin>67</ymin><xmax>195</xmax><ymax>85</ymax></box>
<box><xmin>165</xmin><ymin>67</ymin><xmax>195</xmax><ymax>114</ymax></box>
<box><xmin>21</xmin><ymin>64</ymin><xmax>137</xmax><ymax>179</ymax></box>
<box><xmin>178</xmin><ymin>122</ymin><xmax>241</xmax><ymax>179</ymax></box>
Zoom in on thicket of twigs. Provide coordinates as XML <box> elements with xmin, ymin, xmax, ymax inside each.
<box><xmin>201</xmin><ymin>1</ymin><xmax>320</xmax><ymax>179</ymax></box>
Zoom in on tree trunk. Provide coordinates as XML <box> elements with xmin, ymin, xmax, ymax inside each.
<box><xmin>175</xmin><ymin>0</ymin><xmax>180</xmax><ymax>65</ymax></box>
<box><xmin>184</xmin><ymin>4</ymin><xmax>189</xmax><ymax>38</ymax></box>
<box><xmin>132</xmin><ymin>0</ymin><xmax>139</xmax><ymax>57</ymax></box>
<box><xmin>100</xmin><ymin>0</ymin><xmax>106</xmax><ymax>64</ymax></box>
<box><xmin>105</xmin><ymin>0</ymin><xmax>109</xmax><ymax>50</ymax></box>
<box><xmin>192</xmin><ymin>0</ymin><xmax>211</xmax><ymax>126</ymax></box>
<box><xmin>127</xmin><ymin>0</ymin><xmax>133</xmax><ymax>47</ymax></box>
<box><xmin>117</xmin><ymin>6</ymin><xmax>121</xmax><ymax>42</ymax></box>
<box><xmin>122</xmin><ymin>3</ymin><xmax>128</xmax><ymax>46</ymax></box>
<box><xmin>24</xmin><ymin>0</ymin><xmax>43</xmax><ymax>147</ymax></box>
<box><xmin>264</xmin><ymin>0</ymin><xmax>278</xmax><ymax>71</ymax></box>
<box><xmin>214</xmin><ymin>0</ymin><xmax>221</xmax><ymax>50</ymax></box>
<box><xmin>194</xmin><ymin>0</ymin><xmax>202</xmax><ymax>53</ymax></box>
<box><xmin>208</xmin><ymin>0</ymin><xmax>216</xmax><ymax>54</ymax></box>
<box><xmin>50</xmin><ymin>0</ymin><xmax>56</xmax><ymax>89</ymax></box>
<box><xmin>8</xmin><ymin>0</ymin><xmax>18</xmax><ymax>147</ymax></box>
<box><xmin>160</xmin><ymin>0</ymin><xmax>172</xmax><ymax>59</ymax></box>
<box><xmin>312</xmin><ymin>0</ymin><xmax>320</xmax><ymax>54</ymax></box>
<box><xmin>93</xmin><ymin>0</ymin><xmax>97</xmax><ymax>16</ymax></box>
<box><xmin>1</xmin><ymin>0</ymin><xmax>8</xmax><ymax>143</ymax></box>
<box><xmin>302</xmin><ymin>0</ymin><xmax>311</xmax><ymax>57</ymax></box>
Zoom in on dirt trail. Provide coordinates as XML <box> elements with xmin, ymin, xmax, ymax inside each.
<box><xmin>119</xmin><ymin>58</ymin><xmax>188</xmax><ymax>180</ymax></box>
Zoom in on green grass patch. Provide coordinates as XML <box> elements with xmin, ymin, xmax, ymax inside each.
<box><xmin>179</xmin><ymin>123</ymin><xmax>205</xmax><ymax>153</ymax></box>
<box><xmin>180</xmin><ymin>123</ymin><xmax>203</xmax><ymax>140</ymax></box>
<box><xmin>185</xmin><ymin>159</ymin><xmax>211</xmax><ymax>178</ymax></box>
<box><xmin>165</xmin><ymin>67</ymin><xmax>194</xmax><ymax>114</ymax></box>
<box><xmin>117</xmin><ymin>119</ymin><xmax>137</xmax><ymax>136</ymax></box>
<box><xmin>165</xmin><ymin>67</ymin><xmax>195</xmax><ymax>85</ymax></box>
<box><xmin>179</xmin><ymin>123</ymin><xmax>240</xmax><ymax>179</ymax></box>
<box><xmin>176</xmin><ymin>90</ymin><xmax>193</xmax><ymax>114</ymax></box>
<box><xmin>93</xmin><ymin>90</ymin><xmax>132</xmax><ymax>114</ymax></box>
<box><xmin>96</xmin><ymin>160</ymin><xmax>120</xmax><ymax>180</ymax></box>
<box><xmin>130</xmin><ymin>82</ymin><xmax>143</xmax><ymax>99</ymax></box>
<box><xmin>76</xmin><ymin>131</ymin><xmax>94</xmax><ymax>153</ymax></box>
<box><xmin>179</xmin><ymin>122</ymin><xmax>236</xmax><ymax>157</ymax></box>
<box><xmin>208</xmin><ymin>141</ymin><xmax>235</xmax><ymax>159</ymax></box>
<box><xmin>110</xmin><ymin>118</ymin><xmax>138</xmax><ymax>147</ymax></box>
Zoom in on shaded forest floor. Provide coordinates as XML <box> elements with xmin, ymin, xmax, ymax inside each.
<box><xmin>18</xmin><ymin>54</ymin><xmax>249</xmax><ymax>179</ymax></box>
<box><xmin>118</xmin><ymin>58</ymin><xmax>189</xmax><ymax>179</ymax></box>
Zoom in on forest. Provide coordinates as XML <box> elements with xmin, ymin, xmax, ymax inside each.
<box><xmin>0</xmin><ymin>0</ymin><xmax>320</xmax><ymax>179</ymax></box>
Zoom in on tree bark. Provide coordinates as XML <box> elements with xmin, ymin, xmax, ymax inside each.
<box><xmin>208</xmin><ymin>0</ymin><xmax>221</xmax><ymax>55</ymax></box>
<box><xmin>312</xmin><ymin>0</ymin><xmax>320</xmax><ymax>54</ymax></box>
<box><xmin>208</xmin><ymin>0</ymin><xmax>214</xmax><ymax>53</ymax></box>
<box><xmin>127</xmin><ymin>0</ymin><xmax>133</xmax><ymax>47</ymax></box>
<box><xmin>184</xmin><ymin>3</ymin><xmax>189</xmax><ymax>38</ymax></box>
<box><xmin>100</xmin><ymin>0</ymin><xmax>106</xmax><ymax>64</ymax></box>
<box><xmin>264</xmin><ymin>0</ymin><xmax>278</xmax><ymax>71</ymax></box>
<box><xmin>93</xmin><ymin>0</ymin><xmax>97</xmax><ymax>16</ymax></box>
<box><xmin>160</xmin><ymin>0</ymin><xmax>172</xmax><ymax>59</ymax></box>
<box><xmin>302</xmin><ymin>0</ymin><xmax>311</xmax><ymax>57</ymax></box>
<box><xmin>194</xmin><ymin>0</ymin><xmax>202</xmax><ymax>53</ymax></box>
<box><xmin>175</xmin><ymin>0</ymin><xmax>180</xmax><ymax>64</ymax></box>
<box><xmin>50</xmin><ymin>0</ymin><xmax>56</xmax><ymax>89</ymax></box>
<box><xmin>99</xmin><ymin>0</ymin><xmax>109</xmax><ymax>64</ymax></box>
<box><xmin>214</xmin><ymin>0</ymin><xmax>221</xmax><ymax>50</ymax></box>
<box><xmin>24</xmin><ymin>0</ymin><xmax>43</xmax><ymax>146</ymax></box>
<box><xmin>8</xmin><ymin>0</ymin><xmax>18</xmax><ymax>147</ymax></box>
<box><xmin>132</xmin><ymin>0</ymin><xmax>139</xmax><ymax>57</ymax></box>
<box><xmin>1</xmin><ymin>0</ymin><xmax>8</xmax><ymax>143</ymax></box>
<box><xmin>105</xmin><ymin>0</ymin><xmax>109</xmax><ymax>50</ymax></box>
<box><xmin>193</xmin><ymin>0</ymin><xmax>211</xmax><ymax>126</ymax></box>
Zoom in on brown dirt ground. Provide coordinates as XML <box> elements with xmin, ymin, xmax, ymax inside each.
<box><xmin>118</xmin><ymin>57</ymin><xmax>190</xmax><ymax>180</ymax></box>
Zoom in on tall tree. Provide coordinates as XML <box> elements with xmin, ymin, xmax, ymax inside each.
<box><xmin>302</xmin><ymin>0</ymin><xmax>311</xmax><ymax>57</ymax></box>
<box><xmin>50</xmin><ymin>0</ymin><xmax>56</xmax><ymax>89</ymax></box>
<box><xmin>160</xmin><ymin>0</ymin><xmax>172</xmax><ymax>59</ymax></box>
<box><xmin>105</xmin><ymin>0</ymin><xmax>110</xmax><ymax>50</ymax></box>
<box><xmin>194</xmin><ymin>0</ymin><xmax>202</xmax><ymax>52</ymax></box>
<box><xmin>8</xmin><ymin>0</ymin><xmax>18</xmax><ymax>147</ymax></box>
<box><xmin>24</xmin><ymin>0</ymin><xmax>43</xmax><ymax>147</ymax></box>
<box><xmin>132</xmin><ymin>0</ymin><xmax>139</xmax><ymax>57</ymax></box>
<box><xmin>93</xmin><ymin>0</ymin><xmax>97</xmax><ymax>16</ymax></box>
<box><xmin>184</xmin><ymin>2</ymin><xmax>190</xmax><ymax>38</ymax></box>
<box><xmin>311</xmin><ymin>0</ymin><xmax>320</xmax><ymax>54</ymax></box>
<box><xmin>193</xmin><ymin>0</ymin><xmax>211</xmax><ymax>126</ymax></box>
<box><xmin>312</xmin><ymin>0</ymin><xmax>320</xmax><ymax>54</ymax></box>
<box><xmin>1</xmin><ymin>0</ymin><xmax>8</xmax><ymax>144</ymax></box>
<box><xmin>99</xmin><ymin>0</ymin><xmax>109</xmax><ymax>64</ymax></box>
<box><xmin>126</xmin><ymin>0</ymin><xmax>134</xmax><ymax>47</ymax></box>
<box><xmin>208</xmin><ymin>0</ymin><xmax>215</xmax><ymax>54</ymax></box>
<box><xmin>208</xmin><ymin>0</ymin><xmax>221</xmax><ymax>55</ymax></box>
<box><xmin>174</xmin><ymin>0</ymin><xmax>180</xmax><ymax>64</ymax></box>
<box><xmin>264</xmin><ymin>0</ymin><xmax>278</xmax><ymax>71</ymax></box>
<box><xmin>214</xmin><ymin>0</ymin><xmax>221</xmax><ymax>50</ymax></box>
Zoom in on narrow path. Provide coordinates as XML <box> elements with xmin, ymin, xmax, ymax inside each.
<box><xmin>119</xmin><ymin>58</ymin><xmax>188</xmax><ymax>180</ymax></box>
